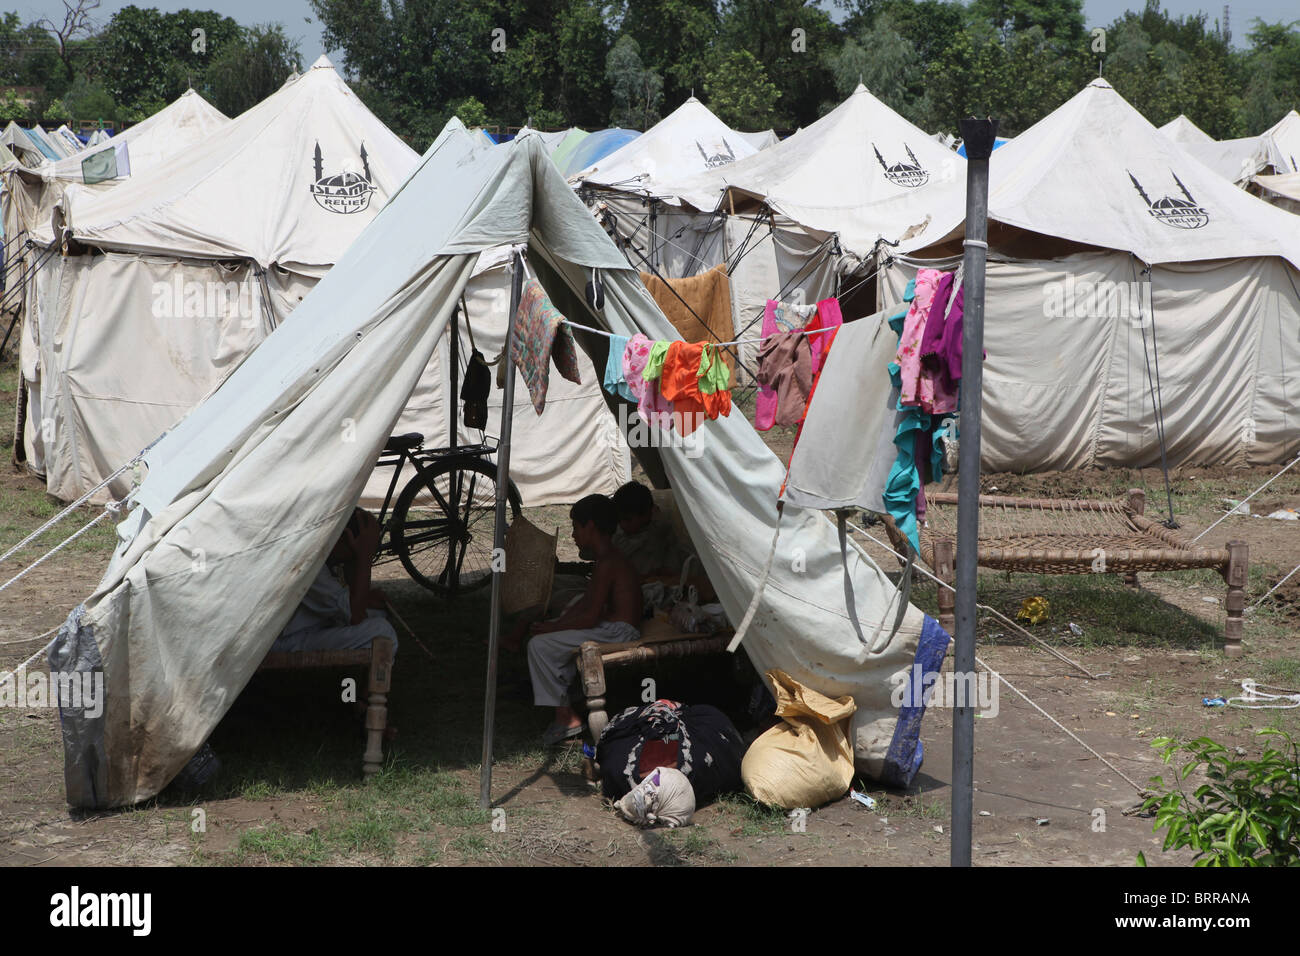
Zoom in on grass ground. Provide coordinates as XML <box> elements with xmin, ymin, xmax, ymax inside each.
<box><xmin>2</xmin><ymin>348</ymin><xmax>1298</xmax><ymax>866</ymax></box>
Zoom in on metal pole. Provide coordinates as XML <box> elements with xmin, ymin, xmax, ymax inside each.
<box><xmin>449</xmin><ymin>300</ymin><xmax>460</xmax><ymax>450</ymax></box>
<box><xmin>479</xmin><ymin>246</ymin><xmax>524</xmax><ymax>809</ymax></box>
<box><xmin>952</xmin><ymin>117</ymin><xmax>997</xmax><ymax>867</ymax></box>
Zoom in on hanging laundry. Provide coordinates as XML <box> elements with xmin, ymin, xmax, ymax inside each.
<box><xmin>697</xmin><ymin>343</ymin><xmax>732</xmax><ymax>397</ymax></box>
<box><xmin>509</xmin><ymin>277</ymin><xmax>582</xmax><ymax>415</ymax></box>
<box><xmin>756</xmin><ymin>298</ymin><xmax>818</xmax><ymax>430</ymax></box>
<box><xmin>895</xmin><ymin>268</ymin><xmax>944</xmax><ymax>410</ymax></box>
<box><xmin>603</xmin><ymin>333</ymin><xmax>636</xmax><ymax>403</ymax></box>
<box><xmin>639</xmin><ymin>264</ymin><xmax>736</xmax><ymax>369</ymax></box>
<box><xmin>756</xmin><ymin>331</ymin><xmax>812</xmax><ymax>427</ymax></box>
<box><xmin>882</xmin><ymin>408</ymin><xmax>931</xmax><ymax>553</ymax></box>
<box><xmin>623</xmin><ymin>333</ymin><xmax>674</xmax><ymax>429</ymax></box>
<box><xmin>785</xmin><ymin>297</ymin><xmax>848</xmax><ymax>464</ymax></box>
<box><xmin>660</xmin><ymin>341</ymin><xmax>731</xmax><ymax>436</ymax></box>
<box><xmin>806</xmin><ymin>297</ymin><xmax>844</xmax><ymax>374</ymax></box>
<box><xmin>642</xmin><ymin>340</ymin><xmax>670</xmax><ymax>382</ymax></box>
<box><xmin>919</xmin><ymin>273</ymin><xmax>971</xmax><ymax>415</ymax></box>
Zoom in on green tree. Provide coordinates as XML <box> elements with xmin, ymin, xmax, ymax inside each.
<box><xmin>449</xmin><ymin>95</ymin><xmax>490</xmax><ymax>128</ymax></box>
<box><xmin>497</xmin><ymin>0</ymin><xmax>613</xmax><ymax>129</ymax></box>
<box><xmin>1239</xmin><ymin>19</ymin><xmax>1300</xmax><ymax>135</ymax></box>
<box><xmin>205</xmin><ymin>24</ymin><xmax>301</xmax><ymax>118</ymax></box>
<box><xmin>717</xmin><ymin>0</ymin><xmax>840</xmax><ymax>126</ymax></box>
<box><xmin>606</xmin><ymin>35</ymin><xmax>663</xmax><ymax>129</ymax></box>
<box><xmin>0</xmin><ymin>14</ymin><xmax>65</xmax><ymax>97</ymax></box>
<box><xmin>1101</xmin><ymin>1</ymin><xmax>1240</xmax><ymax>138</ymax></box>
<box><xmin>96</xmin><ymin>6</ymin><xmax>243</xmax><ymax>115</ymax></box>
<box><xmin>828</xmin><ymin>11</ymin><xmax>930</xmax><ymax>125</ymax></box>
<box><xmin>969</xmin><ymin>0</ymin><xmax>1085</xmax><ymax>47</ymax></box>
<box><xmin>703</xmin><ymin>49</ymin><xmax>778</xmax><ymax>128</ymax></box>
<box><xmin>612</xmin><ymin>0</ymin><xmax>719</xmax><ymax>107</ymax></box>
<box><xmin>311</xmin><ymin>0</ymin><xmax>505</xmax><ymax>146</ymax></box>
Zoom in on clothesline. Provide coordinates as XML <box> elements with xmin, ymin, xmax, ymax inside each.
<box><xmin>561</xmin><ymin>318</ymin><xmax>837</xmax><ymax>349</ymax></box>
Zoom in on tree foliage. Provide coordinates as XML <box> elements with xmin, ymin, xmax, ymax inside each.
<box><xmin>0</xmin><ymin>0</ymin><xmax>1293</xmax><ymax>150</ymax></box>
<box><xmin>704</xmin><ymin>50</ymin><xmax>778</xmax><ymax>129</ymax></box>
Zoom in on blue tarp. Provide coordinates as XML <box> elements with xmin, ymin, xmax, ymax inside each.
<box><xmin>562</xmin><ymin>128</ymin><xmax>640</xmax><ymax>178</ymax></box>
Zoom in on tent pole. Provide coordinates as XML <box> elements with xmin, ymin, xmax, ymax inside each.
<box><xmin>479</xmin><ymin>246</ymin><xmax>524</xmax><ymax>809</ymax></box>
<box><xmin>952</xmin><ymin>117</ymin><xmax>997</xmax><ymax>868</ymax></box>
<box><xmin>449</xmin><ymin>299</ymin><xmax>459</xmax><ymax>450</ymax></box>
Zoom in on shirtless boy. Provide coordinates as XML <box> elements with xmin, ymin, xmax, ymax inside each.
<box><xmin>526</xmin><ymin>494</ymin><xmax>642</xmax><ymax>745</ymax></box>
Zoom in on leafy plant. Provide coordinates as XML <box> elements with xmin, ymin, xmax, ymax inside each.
<box><xmin>1137</xmin><ymin>729</ymin><xmax>1300</xmax><ymax>867</ymax></box>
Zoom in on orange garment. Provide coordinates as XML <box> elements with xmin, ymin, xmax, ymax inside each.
<box><xmin>659</xmin><ymin>341</ymin><xmax>731</xmax><ymax>436</ymax></box>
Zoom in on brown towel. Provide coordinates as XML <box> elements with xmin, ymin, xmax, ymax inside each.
<box><xmin>639</xmin><ymin>264</ymin><xmax>736</xmax><ymax>371</ymax></box>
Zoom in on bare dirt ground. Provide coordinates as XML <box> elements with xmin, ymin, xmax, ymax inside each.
<box><xmin>2</xmin><ymin>373</ymin><xmax>1297</xmax><ymax>865</ymax></box>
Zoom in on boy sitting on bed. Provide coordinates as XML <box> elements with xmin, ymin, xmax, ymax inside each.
<box><xmin>526</xmin><ymin>494</ymin><xmax>642</xmax><ymax>745</ymax></box>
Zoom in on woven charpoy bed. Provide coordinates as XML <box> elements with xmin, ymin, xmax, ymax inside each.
<box><xmin>884</xmin><ymin>489</ymin><xmax>1248</xmax><ymax>656</ymax></box>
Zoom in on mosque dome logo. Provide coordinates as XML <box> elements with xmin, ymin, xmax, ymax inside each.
<box><xmin>696</xmin><ymin>138</ymin><xmax>737</xmax><ymax>169</ymax></box>
<box><xmin>310</xmin><ymin>141</ymin><xmax>377</xmax><ymax>214</ymax></box>
<box><xmin>874</xmin><ymin>142</ymin><xmax>929</xmax><ymax>187</ymax></box>
<box><xmin>1128</xmin><ymin>170</ymin><xmax>1210</xmax><ymax>229</ymax></box>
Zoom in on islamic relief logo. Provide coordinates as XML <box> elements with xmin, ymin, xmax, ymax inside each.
<box><xmin>310</xmin><ymin>141</ymin><xmax>377</xmax><ymax>214</ymax></box>
<box><xmin>696</xmin><ymin>138</ymin><xmax>737</xmax><ymax>169</ymax></box>
<box><xmin>1127</xmin><ymin>170</ymin><xmax>1209</xmax><ymax>229</ymax></box>
<box><xmin>874</xmin><ymin>142</ymin><xmax>929</xmax><ymax>187</ymax></box>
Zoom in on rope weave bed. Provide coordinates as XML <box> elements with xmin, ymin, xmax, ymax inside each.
<box><xmin>882</xmin><ymin>489</ymin><xmax>1249</xmax><ymax>654</ymax></box>
<box><xmin>917</xmin><ymin>492</ymin><xmax>1230</xmax><ymax>575</ymax></box>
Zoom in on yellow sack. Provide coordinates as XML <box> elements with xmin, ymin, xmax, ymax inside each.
<box><xmin>741</xmin><ymin>669</ymin><xmax>857</xmax><ymax>810</ymax></box>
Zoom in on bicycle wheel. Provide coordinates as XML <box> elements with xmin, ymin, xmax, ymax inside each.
<box><xmin>390</xmin><ymin>457</ymin><xmax>522</xmax><ymax>595</ymax></box>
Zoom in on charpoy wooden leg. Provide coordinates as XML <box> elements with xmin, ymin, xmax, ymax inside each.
<box><xmin>580</xmin><ymin>641</ymin><xmax>608</xmax><ymax>742</ymax></box>
<box><xmin>934</xmin><ymin>537</ymin><xmax>956</xmax><ymax>636</ymax></box>
<box><xmin>363</xmin><ymin>637</ymin><xmax>394</xmax><ymax>777</ymax></box>
<box><xmin>1224</xmin><ymin>541</ymin><xmax>1248</xmax><ymax>659</ymax></box>
<box><xmin>1123</xmin><ymin>489</ymin><xmax>1146</xmax><ymax>587</ymax></box>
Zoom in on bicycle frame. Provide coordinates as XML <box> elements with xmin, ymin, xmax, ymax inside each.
<box><xmin>372</xmin><ymin>440</ymin><xmax>498</xmax><ymax>540</ymax></box>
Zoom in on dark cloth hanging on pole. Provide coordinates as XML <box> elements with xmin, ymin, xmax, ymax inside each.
<box><xmin>952</xmin><ymin>116</ymin><xmax>997</xmax><ymax>868</ymax></box>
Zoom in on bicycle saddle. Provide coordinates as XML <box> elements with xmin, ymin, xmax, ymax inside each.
<box><xmin>383</xmin><ymin>432</ymin><xmax>424</xmax><ymax>453</ymax></box>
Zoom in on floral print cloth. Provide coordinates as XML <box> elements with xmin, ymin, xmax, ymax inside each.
<box><xmin>512</xmin><ymin>278</ymin><xmax>581</xmax><ymax>415</ymax></box>
<box><xmin>896</xmin><ymin>268</ymin><xmax>943</xmax><ymax>411</ymax></box>
<box><xmin>622</xmin><ymin>333</ymin><xmax>674</xmax><ymax>429</ymax></box>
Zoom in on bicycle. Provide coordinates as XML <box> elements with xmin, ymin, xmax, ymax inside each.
<box><xmin>372</xmin><ymin>432</ymin><xmax>522</xmax><ymax>596</ymax></box>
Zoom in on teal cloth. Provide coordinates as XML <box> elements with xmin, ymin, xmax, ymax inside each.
<box><xmin>882</xmin><ymin>277</ymin><xmax>925</xmax><ymax>550</ymax></box>
<box><xmin>603</xmin><ymin>333</ymin><xmax>636</xmax><ymax>402</ymax></box>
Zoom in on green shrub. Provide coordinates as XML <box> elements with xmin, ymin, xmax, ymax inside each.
<box><xmin>1137</xmin><ymin>729</ymin><xmax>1300</xmax><ymax>867</ymax></box>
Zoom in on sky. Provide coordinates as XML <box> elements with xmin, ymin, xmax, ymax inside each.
<box><xmin>11</xmin><ymin>0</ymin><xmax>1300</xmax><ymax>64</ymax></box>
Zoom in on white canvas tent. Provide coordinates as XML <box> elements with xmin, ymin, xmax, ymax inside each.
<box><xmin>28</xmin><ymin>125</ymin><xmax>70</xmax><ymax>160</ymax></box>
<box><xmin>878</xmin><ymin>79</ymin><xmax>1300</xmax><ymax>471</ymax></box>
<box><xmin>1</xmin><ymin>122</ymin><xmax>46</xmax><ymax>168</ymax></box>
<box><xmin>20</xmin><ymin>89</ymin><xmax>626</xmax><ymax>509</ymax></box>
<box><xmin>53</xmin><ymin>125</ymin><xmax>84</xmax><ymax>154</ymax></box>
<box><xmin>1158</xmin><ymin>109</ymin><xmax>1300</xmax><ymax>186</ymax></box>
<box><xmin>571</xmin><ymin>96</ymin><xmax>759</xmax><ymax>202</ymax></box>
<box><xmin>737</xmin><ymin>129</ymin><xmax>778</xmax><ymax>151</ymax></box>
<box><xmin>1254</xmin><ymin>170</ymin><xmax>1300</xmax><ymax>214</ymax></box>
<box><xmin>19</xmin><ymin>57</ymin><xmax>418</xmax><ymax>502</ymax></box>
<box><xmin>1157</xmin><ymin>114</ymin><xmax>1214</xmax><ymax>146</ymax></box>
<box><xmin>1261</xmin><ymin>110</ymin><xmax>1300</xmax><ymax>176</ymax></box>
<box><xmin>3</xmin><ymin>90</ymin><xmax>231</xmax><ymax>249</ymax></box>
<box><xmin>50</xmin><ymin>130</ymin><xmax>942</xmax><ymax>809</ymax></box>
<box><xmin>675</xmin><ymin>84</ymin><xmax>966</xmax><ymax>268</ymax></box>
